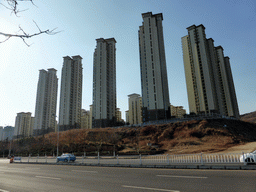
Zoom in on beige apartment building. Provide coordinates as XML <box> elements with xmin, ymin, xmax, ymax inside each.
<box><xmin>170</xmin><ymin>105</ymin><xmax>186</xmax><ymax>118</ymax></box>
<box><xmin>34</xmin><ymin>68</ymin><xmax>58</xmax><ymax>136</ymax></box>
<box><xmin>182</xmin><ymin>24</ymin><xmax>239</xmax><ymax>118</ymax></box>
<box><xmin>92</xmin><ymin>38</ymin><xmax>117</xmax><ymax>128</ymax></box>
<box><xmin>14</xmin><ymin>112</ymin><xmax>33</xmax><ymax>138</ymax></box>
<box><xmin>59</xmin><ymin>56</ymin><xmax>83</xmax><ymax>131</ymax></box>
<box><xmin>127</xmin><ymin>93</ymin><xmax>142</xmax><ymax>125</ymax></box>
<box><xmin>81</xmin><ymin>109</ymin><xmax>91</xmax><ymax>129</ymax></box>
<box><xmin>139</xmin><ymin>12</ymin><xmax>170</xmax><ymax>122</ymax></box>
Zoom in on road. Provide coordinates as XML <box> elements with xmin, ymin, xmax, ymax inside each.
<box><xmin>0</xmin><ymin>159</ymin><xmax>256</xmax><ymax>192</ymax></box>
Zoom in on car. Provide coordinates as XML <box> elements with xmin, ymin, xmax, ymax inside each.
<box><xmin>240</xmin><ymin>150</ymin><xmax>256</xmax><ymax>163</ymax></box>
<box><xmin>57</xmin><ymin>154</ymin><xmax>76</xmax><ymax>162</ymax></box>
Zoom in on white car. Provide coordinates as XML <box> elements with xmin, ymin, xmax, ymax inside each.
<box><xmin>240</xmin><ymin>150</ymin><xmax>256</xmax><ymax>163</ymax></box>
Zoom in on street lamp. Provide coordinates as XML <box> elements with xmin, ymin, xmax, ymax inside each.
<box><xmin>57</xmin><ymin>120</ymin><xmax>59</xmax><ymax>157</ymax></box>
<box><xmin>54</xmin><ymin>114</ymin><xmax>59</xmax><ymax>157</ymax></box>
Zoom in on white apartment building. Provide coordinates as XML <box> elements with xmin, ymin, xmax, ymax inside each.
<box><xmin>34</xmin><ymin>68</ymin><xmax>58</xmax><ymax>136</ymax></box>
<box><xmin>59</xmin><ymin>55</ymin><xmax>83</xmax><ymax>131</ymax></box>
<box><xmin>139</xmin><ymin>12</ymin><xmax>170</xmax><ymax>122</ymax></box>
<box><xmin>14</xmin><ymin>112</ymin><xmax>33</xmax><ymax>138</ymax></box>
<box><xmin>128</xmin><ymin>93</ymin><xmax>142</xmax><ymax>125</ymax></box>
<box><xmin>92</xmin><ymin>38</ymin><xmax>117</xmax><ymax>128</ymax></box>
<box><xmin>182</xmin><ymin>24</ymin><xmax>239</xmax><ymax>118</ymax></box>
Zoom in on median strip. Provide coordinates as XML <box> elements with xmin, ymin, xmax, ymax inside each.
<box><xmin>35</xmin><ymin>176</ymin><xmax>61</xmax><ymax>180</ymax></box>
<box><xmin>157</xmin><ymin>175</ymin><xmax>208</xmax><ymax>179</ymax></box>
<box><xmin>122</xmin><ymin>185</ymin><xmax>180</xmax><ymax>192</ymax></box>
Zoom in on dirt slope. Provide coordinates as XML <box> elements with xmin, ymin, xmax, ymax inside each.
<box><xmin>240</xmin><ymin>111</ymin><xmax>256</xmax><ymax>124</ymax></box>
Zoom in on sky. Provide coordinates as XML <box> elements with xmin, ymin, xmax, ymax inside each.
<box><xmin>0</xmin><ymin>0</ymin><xmax>255</xmax><ymax>127</ymax></box>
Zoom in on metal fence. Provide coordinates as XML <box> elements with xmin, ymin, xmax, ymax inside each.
<box><xmin>13</xmin><ymin>152</ymin><xmax>255</xmax><ymax>166</ymax></box>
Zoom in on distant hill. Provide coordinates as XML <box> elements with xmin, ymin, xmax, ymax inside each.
<box><xmin>240</xmin><ymin>111</ymin><xmax>256</xmax><ymax>124</ymax></box>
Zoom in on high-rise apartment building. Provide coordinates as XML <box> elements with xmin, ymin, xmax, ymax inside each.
<box><xmin>128</xmin><ymin>93</ymin><xmax>142</xmax><ymax>125</ymax></box>
<box><xmin>59</xmin><ymin>55</ymin><xmax>83</xmax><ymax>131</ymax></box>
<box><xmin>139</xmin><ymin>12</ymin><xmax>170</xmax><ymax>122</ymax></box>
<box><xmin>92</xmin><ymin>38</ymin><xmax>117</xmax><ymax>128</ymax></box>
<box><xmin>14</xmin><ymin>112</ymin><xmax>33</xmax><ymax>138</ymax></box>
<box><xmin>34</xmin><ymin>68</ymin><xmax>58</xmax><ymax>136</ymax></box>
<box><xmin>182</xmin><ymin>24</ymin><xmax>239</xmax><ymax>118</ymax></box>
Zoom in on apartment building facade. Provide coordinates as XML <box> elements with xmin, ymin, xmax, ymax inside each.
<box><xmin>81</xmin><ymin>109</ymin><xmax>91</xmax><ymax>129</ymax></box>
<box><xmin>14</xmin><ymin>112</ymin><xmax>33</xmax><ymax>138</ymax></box>
<box><xmin>139</xmin><ymin>12</ymin><xmax>171</xmax><ymax>122</ymax></box>
<box><xmin>59</xmin><ymin>55</ymin><xmax>83</xmax><ymax>131</ymax></box>
<box><xmin>34</xmin><ymin>68</ymin><xmax>58</xmax><ymax>136</ymax></box>
<box><xmin>128</xmin><ymin>93</ymin><xmax>142</xmax><ymax>125</ymax></box>
<box><xmin>182</xmin><ymin>24</ymin><xmax>239</xmax><ymax>118</ymax></box>
<box><xmin>92</xmin><ymin>38</ymin><xmax>117</xmax><ymax>128</ymax></box>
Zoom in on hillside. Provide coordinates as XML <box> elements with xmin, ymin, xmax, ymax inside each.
<box><xmin>240</xmin><ymin>111</ymin><xmax>256</xmax><ymax>124</ymax></box>
<box><xmin>116</xmin><ymin>118</ymin><xmax>256</xmax><ymax>154</ymax></box>
<box><xmin>7</xmin><ymin>118</ymin><xmax>256</xmax><ymax>156</ymax></box>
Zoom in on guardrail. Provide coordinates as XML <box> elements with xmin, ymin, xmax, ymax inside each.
<box><xmin>13</xmin><ymin>152</ymin><xmax>255</xmax><ymax>166</ymax></box>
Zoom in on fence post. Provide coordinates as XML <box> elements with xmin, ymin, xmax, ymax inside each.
<box><xmin>139</xmin><ymin>154</ymin><xmax>142</xmax><ymax>165</ymax></box>
<box><xmin>37</xmin><ymin>154</ymin><xmax>39</xmax><ymax>163</ymax></box>
<box><xmin>98</xmin><ymin>152</ymin><xmax>100</xmax><ymax>164</ymax></box>
<box><xmin>200</xmin><ymin>153</ymin><xmax>204</xmax><ymax>165</ymax></box>
<box><xmin>45</xmin><ymin>154</ymin><xmax>47</xmax><ymax>163</ymax></box>
<box><xmin>117</xmin><ymin>155</ymin><xmax>119</xmax><ymax>165</ymax></box>
<box><xmin>166</xmin><ymin>154</ymin><xmax>170</xmax><ymax>165</ymax></box>
<box><xmin>242</xmin><ymin>152</ymin><xmax>246</xmax><ymax>165</ymax></box>
<box><xmin>28</xmin><ymin>154</ymin><xmax>30</xmax><ymax>163</ymax></box>
<box><xmin>82</xmin><ymin>155</ymin><xmax>84</xmax><ymax>164</ymax></box>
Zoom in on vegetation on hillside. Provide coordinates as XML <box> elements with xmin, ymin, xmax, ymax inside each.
<box><xmin>1</xmin><ymin>118</ymin><xmax>256</xmax><ymax>156</ymax></box>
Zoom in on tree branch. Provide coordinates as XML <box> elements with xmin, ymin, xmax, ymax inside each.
<box><xmin>0</xmin><ymin>1</ymin><xmax>61</xmax><ymax>46</ymax></box>
<box><xmin>0</xmin><ymin>21</ymin><xmax>61</xmax><ymax>46</ymax></box>
<box><xmin>1</xmin><ymin>0</ymin><xmax>34</xmax><ymax>16</ymax></box>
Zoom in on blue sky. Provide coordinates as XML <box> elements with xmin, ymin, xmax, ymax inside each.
<box><xmin>0</xmin><ymin>0</ymin><xmax>255</xmax><ymax>126</ymax></box>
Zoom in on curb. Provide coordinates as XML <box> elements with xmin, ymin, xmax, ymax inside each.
<box><xmin>13</xmin><ymin>162</ymin><xmax>256</xmax><ymax>170</ymax></box>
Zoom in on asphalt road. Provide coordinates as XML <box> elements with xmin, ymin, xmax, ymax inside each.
<box><xmin>0</xmin><ymin>159</ymin><xmax>256</xmax><ymax>192</ymax></box>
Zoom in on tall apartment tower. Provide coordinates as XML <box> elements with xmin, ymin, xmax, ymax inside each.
<box><xmin>14</xmin><ymin>112</ymin><xmax>33</xmax><ymax>138</ymax></box>
<box><xmin>34</xmin><ymin>68</ymin><xmax>58</xmax><ymax>136</ymax></box>
<box><xmin>128</xmin><ymin>93</ymin><xmax>142</xmax><ymax>125</ymax></box>
<box><xmin>59</xmin><ymin>55</ymin><xmax>83</xmax><ymax>131</ymax></box>
<box><xmin>139</xmin><ymin>12</ymin><xmax>170</xmax><ymax>122</ymax></box>
<box><xmin>182</xmin><ymin>24</ymin><xmax>239</xmax><ymax>118</ymax></box>
<box><xmin>92</xmin><ymin>38</ymin><xmax>117</xmax><ymax>128</ymax></box>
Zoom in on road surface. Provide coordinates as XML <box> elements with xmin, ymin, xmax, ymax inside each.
<box><xmin>0</xmin><ymin>159</ymin><xmax>255</xmax><ymax>192</ymax></box>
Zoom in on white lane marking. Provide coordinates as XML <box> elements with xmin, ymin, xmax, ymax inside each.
<box><xmin>0</xmin><ymin>189</ymin><xmax>10</xmax><ymax>192</ymax></box>
<box><xmin>122</xmin><ymin>185</ymin><xmax>180</xmax><ymax>192</ymax></box>
<box><xmin>25</xmin><ymin>167</ymin><xmax>41</xmax><ymax>170</ymax></box>
<box><xmin>35</xmin><ymin>176</ymin><xmax>61</xmax><ymax>180</ymax></box>
<box><xmin>72</xmin><ymin>170</ymin><xmax>98</xmax><ymax>173</ymax></box>
<box><xmin>157</xmin><ymin>175</ymin><xmax>208</xmax><ymax>179</ymax></box>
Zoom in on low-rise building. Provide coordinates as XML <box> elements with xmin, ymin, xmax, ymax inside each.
<box><xmin>170</xmin><ymin>105</ymin><xmax>186</xmax><ymax>118</ymax></box>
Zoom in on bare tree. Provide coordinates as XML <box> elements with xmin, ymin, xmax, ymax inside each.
<box><xmin>0</xmin><ymin>0</ymin><xmax>60</xmax><ymax>46</ymax></box>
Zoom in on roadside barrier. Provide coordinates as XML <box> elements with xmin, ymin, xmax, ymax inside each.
<box><xmin>13</xmin><ymin>152</ymin><xmax>250</xmax><ymax>165</ymax></box>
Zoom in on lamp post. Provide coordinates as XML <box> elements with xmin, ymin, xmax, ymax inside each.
<box><xmin>57</xmin><ymin>122</ymin><xmax>59</xmax><ymax>157</ymax></box>
<box><xmin>54</xmin><ymin>114</ymin><xmax>59</xmax><ymax>157</ymax></box>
